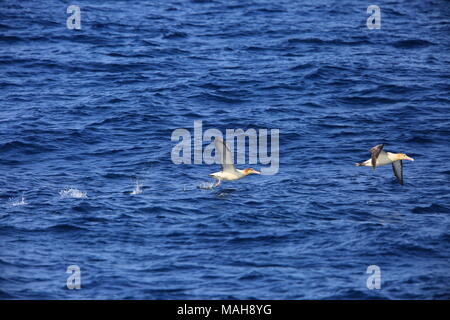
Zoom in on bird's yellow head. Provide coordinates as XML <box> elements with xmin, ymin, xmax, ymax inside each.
<box><xmin>243</xmin><ymin>168</ymin><xmax>261</xmax><ymax>175</ymax></box>
<box><xmin>396</xmin><ymin>153</ymin><xmax>414</xmax><ymax>161</ymax></box>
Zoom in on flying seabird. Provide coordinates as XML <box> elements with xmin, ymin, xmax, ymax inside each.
<box><xmin>209</xmin><ymin>137</ymin><xmax>260</xmax><ymax>187</ymax></box>
<box><xmin>355</xmin><ymin>144</ymin><xmax>414</xmax><ymax>185</ymax></box>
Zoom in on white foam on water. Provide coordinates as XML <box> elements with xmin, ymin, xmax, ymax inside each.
<box><xmin>10</xmin><ymin>195</ymin><xmax>27</xmax><ymax>207</ymax></box>
<box><xmin>59</xmin><ymin>188</ymin><xmax>88</xmax><ymax>199</ymax></box>
<box><xmin>197</xmin><ymin>182</ymin><xmax>215</xmax><ymax>190</ymax></box>
<box><xmin>130</xmin><ymin>179</ymin><xmax>143</xmax><ymax>195</ymax></box>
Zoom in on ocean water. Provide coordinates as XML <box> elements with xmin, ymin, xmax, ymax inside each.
<box><xmin>1</xmin><ymin>0</ymin><xmax>449</xmax><ymax>299</ymax></box>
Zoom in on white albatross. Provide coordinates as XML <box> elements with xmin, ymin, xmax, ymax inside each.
<box><xmin>355</xmin><ymin>144</ymin><xmax>414</xmax><ymax>185</ymax></box>
<box><xmin>209</xmin><ymin>137</ymin><xmax>260</xmax><ymax>187</ymax></box>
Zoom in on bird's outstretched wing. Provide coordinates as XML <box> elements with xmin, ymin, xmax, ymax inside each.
<box><xmin>392</xmin><ymin>160</ymin><xmax>404</xmax><ymax>185</ymax></box>
<box><xmin>214</xmin><ymin>137</ymin><xmax>235</xmax><ymax>173</ymax></box>
<box><xmin>370</xmin><ymin>144</ymin><xmax>384</xmax><ymax>170</ymax></box>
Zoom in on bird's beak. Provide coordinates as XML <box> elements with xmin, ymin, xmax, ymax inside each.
<box><xmin>405</xmin><ymin>156</ymin><xmax>414</xmax><ymax>161</ymax></box>
<box><xmin>253</xmin><ymin>170</ymin><xmax>261</xmax><ymax>174</ymax></box>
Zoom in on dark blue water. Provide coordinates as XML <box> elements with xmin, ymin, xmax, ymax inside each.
<box><xmin>1</xmin><ymin>0</ymin><xmax>449</xmax><ymax>299</ymax></box>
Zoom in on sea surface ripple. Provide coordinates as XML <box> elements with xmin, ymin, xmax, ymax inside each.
<box><xmin>1</xmin><ymin>0</ymin><xmax>449</xmax><ymax>299</ymax></box>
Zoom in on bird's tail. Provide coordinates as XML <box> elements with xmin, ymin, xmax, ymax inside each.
<box><xmin>355</xmin><ymin>162</ymin><xmax>364</xmax><ymax>167</ymax></box>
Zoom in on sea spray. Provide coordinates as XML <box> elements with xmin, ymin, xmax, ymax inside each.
<box><xmin>59</xmin><ymin>188</ymin><xmax>87</xmax><ymax>199</ymax></box>
<box><xmin>130</xmin><ymin>179</ymin><xmax>143</xmax><ymax>195</ymax></box>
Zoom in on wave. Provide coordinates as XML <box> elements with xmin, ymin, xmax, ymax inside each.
<box><xmin>286</xmin><ymin>37</ymin><xmax>371</xmax><ymax>46</ymax></box>
<box><xmin>412</xmin><ymin>204</ymin><xmax>450</xmax><ymax>214</ymax></box>
<box><xmin>391</xmin><ymin>39</ymin><xmax>434</xmax><ymax>49</ymax></box>
<box><xmin>188</xmin><ymin>92</ymin><xmax>248</xmax><ymax>104</ymax></box>
<box><xmin>162</xmin><ymin>31</ymin><xmax>188</xmax><ymax>39</ymax></box>
<box><xmin>0</xmin><ymin>289</ymin><xmax>16</xmax><ymax>299</ymax></box>
<box><xmin>289</xmin><ymin>63</ymin><xmax>314</xmax><ymax>71</ymax></box>
<box><xmin>46</xmin><ymin>224</ymin><xmax>88</xmax><ymax>232</ymax></box>
<box><xmin>0</xmin><ymin>140</ymin><xmax>57</xmax><ymax>154</ymax></box>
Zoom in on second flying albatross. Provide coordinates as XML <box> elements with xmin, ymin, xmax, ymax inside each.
<box><xmin>355</xmin><ymin>144</ymin><xmax>414</xmax><ymax>185</ymax></box>
<box><xmin>209</xmin><ymin>137</ymin><xmax>260</xmax><ymax>187</ymax></box>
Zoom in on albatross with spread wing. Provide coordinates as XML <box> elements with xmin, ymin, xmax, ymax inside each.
<box><xmin>355</xmin><ymin>144</ymin><xmax>414</xmax><ymax>185</ymax></box>
<box><xmin>209</xmin><ymin>137</ymin><xmax>260</xmax><ymax>187</ymax></box>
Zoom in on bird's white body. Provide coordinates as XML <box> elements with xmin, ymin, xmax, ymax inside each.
<box><xmin>209</xmin><ymin>169</ymin><xmax>246</xmax><ymax>181</ymax></box>
<box><xmin>209</xmin><ymin>137</ymin><xmax>260</xmax><ymax>187</ymax></box>
<box><xmin>358</xmin><ymin>152</ymin><xmax>399</xmax><ymax>167</ymax></box>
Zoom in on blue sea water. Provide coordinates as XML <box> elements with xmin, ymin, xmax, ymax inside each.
<box><xmin>1</xmin><ymin>0</ymin><xmax>449</xmax><ymax>299</ymax></box>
